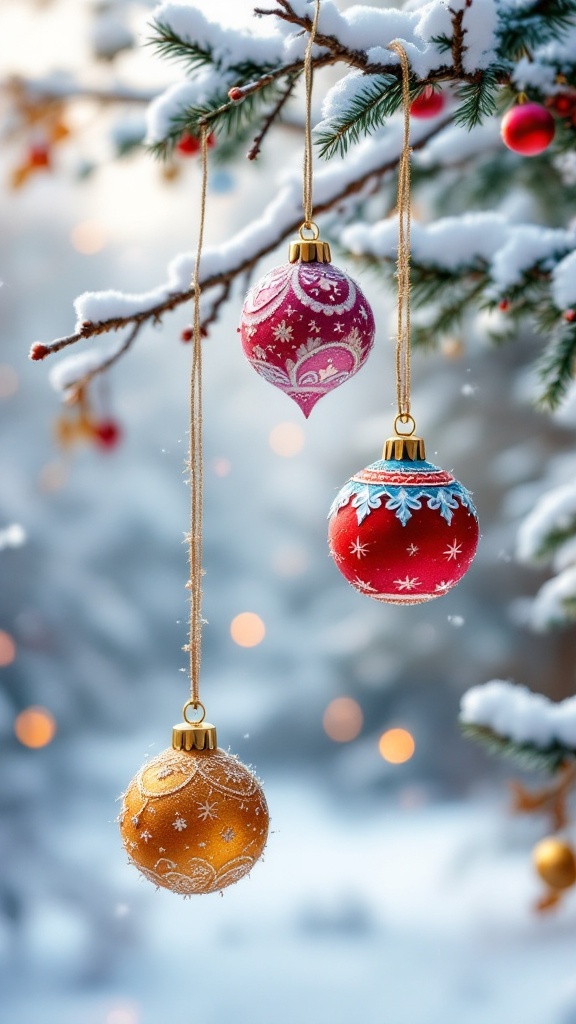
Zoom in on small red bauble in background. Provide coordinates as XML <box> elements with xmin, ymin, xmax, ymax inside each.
<box><xmin>563</xmin><ymin>309</ymin><xmax>576</xmax><ymax>323</ymax></box>
<box><xmin>181</xmin><ymin>326</ymin><xmax>193</xmax><ymax>342</ymax></box>
<box><xmin>501</xmin><ymin>102</ymin><xmax>555</xmax><ymax>156</ymax></box>
<box><xmin>176</xmin><ymin>132</ymin><xmax>216</xmax><ymax>156</ymax></box>
<box><xmin>240</xmin><ymin>235</ymin><xmax>375</xmax><ymax>417</ymax></box>
<box><xmin>228</xmin><ymin>87</ymin><xmax>244</xmax><ymax>102</ymax></box>
<box><xmin>328</xmin><ymin>437</ymin><xmax>479</xmax><ymax>604</ymax></box>
<box><xmin>410</xmin><ymin>86</ymin><xmax>445</xmax><ymax>119</ymax></box>
<box><xmin>93</xmin><ymin>419</ymin><xmax>122</xmax><ymax>450</ymax></box>
<box><xmin>28</xmin><ymin>144</ymin><xmax>51</xmax><ymax>169</ymax></box>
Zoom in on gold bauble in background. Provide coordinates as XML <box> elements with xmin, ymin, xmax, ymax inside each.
<box><xmin>119</xmin><ymin>743</ymin><xmax>269</xmax><ymax>895</ymax></box>
<box><xmin>533</xmin><ymin>836</ymin><xmax>576</xmax><ymax>891</ymax></box>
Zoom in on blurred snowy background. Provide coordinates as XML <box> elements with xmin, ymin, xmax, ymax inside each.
<box><xmin>2</xmin><ymin>1</ymin><xmax>576</xmax><ymax>1022</ymax></box>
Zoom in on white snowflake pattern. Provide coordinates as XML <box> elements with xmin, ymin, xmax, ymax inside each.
<box><xmin>444</xmin><ymin>540</ymin><xmax>463</xmax><ymax>561</ymax></box>
<box><xmin>308</xmin><ymin>319</ymin><xmax>320</xmax><ymax>333</ymax></box>
<box><xmin>221</xmin><ymin>827</ymin><xmax>236</xmax><ymax>843</ymax></box>
<box><xmin>159</xmin><ymin>847</ymin><xmax>166</xmax><ymax>853</ymax></box>
<box><xmin>197</xmin><ymin>799</ymin><xmax>218</xmax><ymax>821</ymax></box>
<box><xmin>406</xmin><ymin>544</ymin><xmax>419</xmax><ymax>556</ymax></box>
<box><xmin>435</xmin><ymin>581</ymin><xmax>452</xmax><ymax>592</ymax></box>
<box><xmin>352</xmin><ymin>575</ymin><xmax>377</xmax><ymax>593</ymax></box>
<box><xmin>252</xmin><ymin>344</ymin><xmax>267</xmax><ymax>360</ymax></box>
<box><xmin>157</xmin><ymin>767</ymin><xmax>174</xmax><ymax>780</ymax></box>
<box><xmin>394</xmin><ymin>576</ymin><xmax>421</xmax><ymax>591</ymax></box>
<box><xmin>349</xmin><ymin>536</ymin><xmax>370</xmax><ymax>559</ymax></box>
<box><xmin>285</xmin><ymin>305</ymin><xmax>296</xmax><ymax>316</ymax></box>
<box><xmin>140</xmin><ymin>830</ymin><xmax>152</xmax><ymax>843</ymax></box>
<box><xmin>198</xmin><ymin>842</ymin><xmax>206</xmax><ymax>848</ymax></box>
<box><xmin>272</xmin><ymin>319</ymin><xmax>294</xmax><ymax>343</ymax></box>
<box><xmin>131</xmin><ymin>815</ymin><xmax>140</xmax><ymax>827</ymax></box>
<box><xmin>359</xmin><ymin>306</ymin><xmax>369</xmax><ymax>321</ymax></box>
<box><xmin>333</xmin><ymin>322</ymin><xmax>344</xmax><ymax>334</ymax></box>
<box><xmin>172</xmin><ymin>816</ymin><xmax>188</xmax><ymax>832</ymax></box>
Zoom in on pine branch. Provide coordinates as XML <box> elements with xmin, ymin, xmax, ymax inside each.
<box><xmin>316</xmin><ymin>75</ymin><xmax>404</xmax><ymax>159</ymax></box>
<box><xmin>147</xmin><ymin>20</ymin><xmax>215</xmax><ymax>73</ymax></box>
<box><xmin>536</xmin><ymin>324</ymin><xmax>576</xmax><ymax>410</ymax></box>
<box><xmin>460</xmin><ymin>722</ymin><xmax>571</xmax><ymax>774</ymax></box>
<box><xmin>497</xmin><ymin>0</ymin><xmax>576</xmax><ymax>59</ymax></box>
<box><xmin>453</xmin><ymin>70</ymin><xmax>501</xmax><ymax>129</ymax></box>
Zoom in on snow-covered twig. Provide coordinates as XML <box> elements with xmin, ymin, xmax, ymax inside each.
<box><xmin>33</xmin><ymin>114</ymin><xmax>451</xmax><ymax>360</ymax></box>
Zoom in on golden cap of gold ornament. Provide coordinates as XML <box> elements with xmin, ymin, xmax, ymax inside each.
<box><xmin>383</xmin><ymin>414</ymin><xmax>426</xmax><ymax>461</ymax></box>
<box><xmin>172</xmin><ymin>700</ymin><xmax>217</xmax><ymax>751</ymax></box>
<box><xmin>289</xmin><ymin>222</ymin><xmax>331</xmax><ymax>264</ymax></box>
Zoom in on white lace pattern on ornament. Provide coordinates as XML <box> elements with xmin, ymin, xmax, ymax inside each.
<box><xmin>249</xmin><ymin>327</ymin><xmax>364</xmax><ymax>393</ymax></box>
<box><xmin>329</xmin><ymin>476</ymin><xmax>477</xmax><ymax>526</ymax></box>
<box><xmin>129</xmin><ymin>852</ymin><xmax>256</xmax><ymax>895</ymax></box>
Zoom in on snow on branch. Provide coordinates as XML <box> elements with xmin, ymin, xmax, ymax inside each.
<box><xmin>37</xmin><ymin>114</ymin><xmax>450</xmax><ymax>370</ymax></box>
<box><xmin>461</xmin><ymin>679</ymin><xmax>576</xmax><ymax>771</ymax></box>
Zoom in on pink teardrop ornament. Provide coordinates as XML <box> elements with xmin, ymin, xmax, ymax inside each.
<box><xmin>240</xmin><ymin>259</ymin><xmax>375</xmax><ymax>417</ymax></box>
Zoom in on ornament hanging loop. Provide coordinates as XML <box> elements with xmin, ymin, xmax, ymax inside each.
<box><xmin>394</xmin><ymin>413</ymin><xmax>416</xmax><ymax>437</ymax></box>
<box><xmin>182</xmin><ymin>699</ymin><xmax>207</xmax><ymax>725</ymax></box>
<box><xmin>299</xmin><ymin>221</ymin><xmax>320</xmax><ymax>241</ymax></box>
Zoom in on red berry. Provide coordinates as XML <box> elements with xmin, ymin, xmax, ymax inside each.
<box><xmin>29</xmin><ymin>342</ymin><xmax>49</xmax><ymax>361</ymax></box>
<box><xmin>93</xmin><ymin>420</ymin><xmax>122</xmax><ymax>449</ymax></box>
<box><xmin>498</xmin><ymin>299</ymin><xmax>510</xmax><ymax>312</ymax></box>
<box><xmin>28</xmin><ymin>145</ymin><xmax>51</xmax><ymax>168</ymax></box>
<box><xmin>501</xmin><ymin>102</ymin><xmax>555</xmax><ymax>156</ymax></box>
<box><xmin>228</xmin><ymin>87</ymin><xmax>243</xmax><ymax>102</ymax></box>
<box><xmin>410</xmin><ymin>86</ymin><xmax>445</xmax><ymax>119</ymax></box>
<box><xmin>176</xmin><ymin>133</ymin><xmax>201</xmax><ymax>156</ymax></box>
<box><xmin>564</xmin><ymin>309</ymin><xmax>576</xmax><ymax>322</ymax></box>
<box><xmin>206</xmin><ymin>132</ymin><xmax>216</xmax><ymax>149</ymax></box>
<box><xmin>181</xmin><ymin>327</ymin><xmax>193</xmax><ymax>342</ymax></box>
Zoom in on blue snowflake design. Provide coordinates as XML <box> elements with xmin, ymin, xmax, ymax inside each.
<box><xmin>328</xmin><ymin>459</ymin><xmax>477</xmax><ymax>527</ymax></box>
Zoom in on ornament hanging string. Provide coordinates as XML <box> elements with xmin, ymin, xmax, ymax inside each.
<box><xmin>389</xmin><ymin>41</ymin><xmax>413</xmax><ymax>432</ymax></box>
<box><xmin>188</xmin><ymin>125</ymin><xmax>209</xmax><ymax>707</ymax></box>
<box><xmin>302</xmin><ymin>0</ymin><xmax>321</xmax><ymax>234</ymax></box>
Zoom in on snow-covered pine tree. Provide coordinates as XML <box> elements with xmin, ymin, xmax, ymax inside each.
<box><xmin>11</xmin><ymin>0</ymin><xmax>576</xmax><ymax>917</ymax></box>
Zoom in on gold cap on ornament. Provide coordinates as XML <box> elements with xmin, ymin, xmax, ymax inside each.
<box><xmin>383</xmin><ymin>415</ymin><xmax>426</xmax><ymax>461</ymax></box>
<box><xmin>172</xmin><ymin>700</ymin><xmax>217</xmax><ymax>751</ymax></box>
<box><xmin>289</xmin><ymin>222</ymin><xmax>331</xmax><ymax>264</ymax></box>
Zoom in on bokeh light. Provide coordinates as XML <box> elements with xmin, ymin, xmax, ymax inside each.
<box><xmin>323</xmin><ymin>697</ymin><xmax>363</xmax><ymax>743</ymax></box>
<box><xmin>0</xmin><ymin>630</ymin><xmax>16</xmax><ymax>666</ymax></box>
<box><xmin>230</xmin><ymin>612</ymin><xmax>265</xmax><ymax>647</ymax></box>
<box><xmin>268</xmin><ymin>422</ymin><xmax>305</xmax><ymax>457</ymax></box>
<box><xmin>379</xmin><ymin>728</ymin><xmax>415</xmax><ymax>764</ymax></box>
<box><xmin>105</xmin><ymin>1006</ymin><xmax>139</xmax><ymax>1024</ymax></box>
<box><xmin>212</xmin><ymin>456</ymin><xmax>231</xmax><ymax>477</ymax></box>
<box><xmin>70</xmin><ymin>219</ymin><xmax>107</xmax><ymax>254</ymax></box>
<box><xmin>38</xmin><ymin>461</ymin><xmax>69</xmax><ymax>492</ymax></box>
<box><xmin>0</xmin><ymin>365</ymin><xmax>19</xmax><ymax>399</ymax></box>
<box><xmin>15</xmin><ymin>706</ymin><xmax>57</xmax><ymax>748</ymax></box>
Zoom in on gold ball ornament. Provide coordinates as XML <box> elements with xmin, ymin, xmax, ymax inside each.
<box><xmin>533</xmin><ymin>836</ymin><xmax>576</xmax><ymax>891</ymax></box>
<box><xmin>119</xmin><ymin>706</ymin><xmax>269</xmax><ymax>895</ymax></box>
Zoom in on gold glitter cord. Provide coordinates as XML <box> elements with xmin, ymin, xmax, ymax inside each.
<box><xmin>188</xmin><ymin>126</ymin><xmax>209</xmax><ymax>705</ymax></box>
<box><xmin>389</xmin><ymin>41</ymin><xmax>412</xmax><ymax>424</ymax></box>
<box><xmin>302</xmin><ymin>0</ymin><xmax>321</xmax><ymax>229</ymax></box>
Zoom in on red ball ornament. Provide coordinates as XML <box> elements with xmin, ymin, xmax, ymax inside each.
<box><xmin>501</xmin><ymin>103</ymin><xmax>555</xmax><ymax>156</ymax></box>
<box><xmin>240</xmin><ymin>237</ymin><xmax>375</xmax><ymax>417</ymax></box>
<box><xmin>410</xmin><ymin>86</ymin><xmax>445</xmax><ymax>119</ymax></box>
<box><xmin>328</xmin><ymin>437</ymin><xmax>479</xmax><ymax>604</ymax></box>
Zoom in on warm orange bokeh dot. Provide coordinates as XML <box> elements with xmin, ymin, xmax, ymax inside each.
<box><xmin>323</xmin><ymin>697</ymin><xmax>363</xmax><ymax>743</ymax></box>
<box><xmin>230</xmin><ymin>612</ymin><xmax>266</xmax><ymax>647</ymax></box>
<box><xmin>70</xmin><ymin>219</ymin><xmax>107</xmax><ymax>254</ymax></box>
<box><xmin>379</xmin><ymin>728</ymin><xmax>415</xmax><ymax>764</ymax></box>
<box><xmin>15</xmin><ymin>706</ymin><xmax>57</xmax><ymax>748</ymax></box>
<box><xmin>268</xmin><ymin>422</ymin><xmax>305</xmax><ymax>457</ymax></box>
<box><xmin>0</xmin><ymin>631</ymin><xmax>16</xmax><ymax>667</ymax></box>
